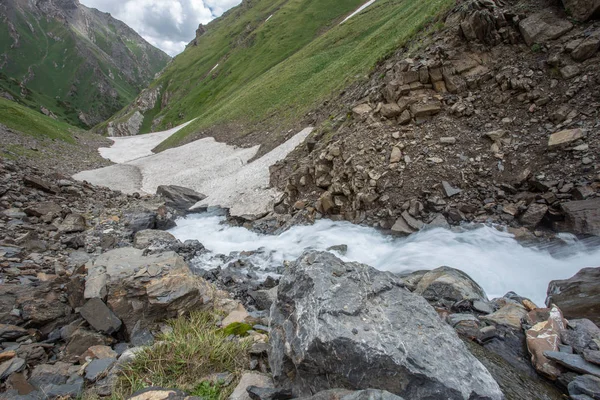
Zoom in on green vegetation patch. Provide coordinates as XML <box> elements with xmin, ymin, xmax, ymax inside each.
<box><xmin>0</xmin><ymin>97</ymin><xmax>78</xmax><ymax>143</ymax></box>
<box><xmin>115</xmin><ymin>311</ymin><xmax>253</xmax><ymax>399</ymax></box>
<box><xmin>150</xmin><ymin>0</ymin><xmax>453</xmax><ymax>151</ymax></box>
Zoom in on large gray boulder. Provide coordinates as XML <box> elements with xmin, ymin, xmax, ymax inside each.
<box><xmin>269</xmin><ymin>251</ymin><xmax>503</xmax><ymax>400</ymax></box>
<box><xmin>414</xmin><ymin>266</ymin><xmax>488</xmax><ymax>304</ymax></box>
<box><xmin>547</xmin><ymin>267</ymin><xmax>600</xmax><ymax>325</ymax></box>
<box><xmin>555</xmin><ymin>199</ymin><xmax>600</xmax><ymax>236</ymax></box>
<box><xmin>156</xmin><ymin>185</ymin><xmax>206</xmax><ymax>213</ymax></box>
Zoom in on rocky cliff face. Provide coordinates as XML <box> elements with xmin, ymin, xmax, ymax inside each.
<box><xmin>0</xmin><ymin>0</ymin><xmax>171</xmax><ymax>127</ymax></box>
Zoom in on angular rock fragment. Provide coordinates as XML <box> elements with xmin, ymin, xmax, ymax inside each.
<box><xmin>547</xmin><ymin>267</ymin><xmax>600</xmax><ymax>325</ymax></box>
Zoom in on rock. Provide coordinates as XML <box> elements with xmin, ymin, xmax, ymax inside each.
<box><xmin>397</xmin><ymin>110</ymin><xmax>411</xmax><ymax>125</ymax></box>
<box><xmin>247</xmin><ymin>386</ymin><xmax>293</xmax><ymax>400</ymax></box>
<box><xmin>442</xmin><ymin>181</ymin><xmax>462</xmax><ymax>197</ymax></box>
<box><xmin>24</xmin><ymin>201</ymin><xmax>62</xmax><ymax>217</ymax></box>
<box><xmin>544</xmin><ymin>351</ymin><xmax>600</xmax><ymax>376</ymax></box>
<box><xmin>58</xmin><ymin>213</ymin><xmax>86</xmax><ymax>233</ymax></box>
<box><xmin>519</xmin><ymin>11</ymin><xmax>573</xmax><ymax>47</ymax></box>
<box><xmin>128</xmin><ymin>387</ymin><xmax>200</xmax><ymax>400</ymax></box>
<box><xmin>222</xmin><ymin>304</ymin><xmax>250</xmax><ymax>327</ymax></box>
<box><xmin>520</xmin><ymin>203</ymin><xmax>548</xmax><ymax>228</ymax></box>
<box><xmin>415</xmin><ymin>266</ymin><xmax>487</xmax><ymax>304</ymax></box>
<box><xmin>79</xmin><ymin>298</ymin><xmax>122</xmax><ymax>335</ymax></box>
<box><xmin>572</xmin><ymin>33</ymin><xmax>600</xmax><ymax>61</ymax></box>
<box><xmin>124</xmin><ymin>212</ymin><xmax>158</xmax><ymax>233</ymax></box>
<box><xmin>327</xmin><ymin>244</ymin><xmax>348</xmax><ymax>255</ymax></box>
<box><xmin>569</xmin><ymin>374</ymin><xmax>600</xmax><ymax>399</ymax></box>
<box><xmin>269</xmin><ymin>251</ymin><xmax>502</xmax><ymax>399</ymax></box>
<box><xmin>547</xmin><ymin>267</ymin><xmax>600</xmax><ymax>325</ymax></box>
<box><xmin>0</xmin><ymin>357</ymin><xmax>25</xmax><ymax>380</ymax></box>
<box><xmin>440</xmin><ymin>137</ymin><xmax>456</xmax><ymax>144</ymax></box>
<box><xmin>352</xmin><ymin>104</ymin><xmax>372</xmax><ymax>117</ymax></box>
<box><xmin>88</xmin><ymin>247</ymin><xmax>224</xmax><ymax>336</ymax></box>
<box><xmin>548</xmin><ymin>128</ymin><xmax>584</xmax><ymax>148</ymax></box>
<box><xmin>526</xmin><ymin>306</ymin><xmax>565</xmax><ymax>379</ymax></box>
<box><xmin>297</xmin><ymin>390</ymin><xmax>405</xmax><ymax>400</ymax></box>
<box><xmin>410</xmin><ymin>101</ymin><xmax>442</xmax><ymax>117</ymax></box>
<box><xmin>230</xmin><ymin>372</ymin><xmax>273</xmax><ymax>400</ymax></box>
<box><xmin>561</xmin><ymin>65</ymin><xmax>581</xmax><ymax>79</ymax></box>
<box><xmin>23</xmin><ymin>176</ymin><xmax>56</xmax><ymax>193</ymax></box>
<box><xmin>380</xmin><ymin>103</ymin><xmax>402</xmax><ymax>119</ymax></box>
<box><xmin>556</xmin><ymin>199</ymin><xmax>600</xmax><ymax>236</ymax></box>
<box><xmin>65</xmin><ymin>328</ymin><xmax>111</xmax><ymax>360</ymax></box>
<box><xmin>134</xmin><ymin>230</ymin><xmax>179</xmax><ymax>250</ymax></box>
<box><xmin>249</xmin><ymin>287</ymin><xmax>278</xmax><ymax>311</ymax></box>
<box><xmin>156</xmin><ymin>185</ymin><xmax>206</xmax><ymax>213</ymax></box>
<box><xmin>481</xmin><ymin>303</ymin><xmax>528</xmax><ymax>330</ymax></box>
<box><xmin>400</xmin><ymin>211</ymin><xmax>423</xmax><ymax>230</ymax></box>
<box><xmin>561</xmin><ymin>0</ymin><xmax>600</xmax><ymax>21</ymax></box>
<box><xmin>425</xmin><ymin>213</ymin><xmax>450</xmax><ymax>230</ymax></box>
<box><xmin>0</xmin><ymin>324</ymin><xmax>28</xmax><ymax>340</ymax></box>
<box><xmin>85</xmin><ymin>357</ymin><xmax>116</xmax><ymax>382</ymax></box>
<box><xmin>389</xmin><ymin>147</ymin><xmax>402</xmax><ymax>164</ymax></box>
<box><xmin>390</xmin><ymin>216</ymin><xmax>414</xmax><ymax>235</ymax></box>
<box><xmin>82</xmin><ymin>345</ymin><xmax>118</xmax><ymax>360</ymax></box>
<box><xmin>562</xmin><ymin>319</ymin><xmax>600</xmax><ymax>354</ymax></box>
<box><xmin>585</xmin><ymin>350</ymin><xmax>600</xmax><ymax>365</ymax></box>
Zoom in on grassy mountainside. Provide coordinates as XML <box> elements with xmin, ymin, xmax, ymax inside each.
<box><xmin>103</xmin><ymin>0</ymin><xmax>453</xmax><ymax>149</ymax></box>
<box><xmin>0</xmin><ymin>0</ymin><xmax>170</xmax><ymax>128</ymax></box>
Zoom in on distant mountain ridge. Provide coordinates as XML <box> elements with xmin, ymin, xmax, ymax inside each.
<box><xmin>0</xmin><ymin>0</ymin><xmax>171</xmax><ymax>127</ymax></box>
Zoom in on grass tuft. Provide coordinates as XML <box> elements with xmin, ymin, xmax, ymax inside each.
<box><xmin>114</xmin><ymin>311</ymin><xmax>253</xmax><ymax>399</ymax></box>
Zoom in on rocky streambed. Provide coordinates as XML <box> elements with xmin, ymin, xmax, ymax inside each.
<box><xmin>2</xmin><ymin>157</ymin><xmax>600</xmax><ymax>400</ymax></box>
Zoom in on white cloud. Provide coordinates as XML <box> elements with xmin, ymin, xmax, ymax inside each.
<box><xmin>81</xmin><ymin>0</ymin><xmax>242</xmax><ymax>56</ymax></box>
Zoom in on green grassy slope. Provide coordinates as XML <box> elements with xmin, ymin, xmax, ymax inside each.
<box><xmin>0</xmin><ymin>97</ymin><xmax>79</xmax><ymax>143</ymax></box>
<box><xmin>116</xmin><ymin>0</ymin><xmax>452</xmax><ymax>150</ymax></box>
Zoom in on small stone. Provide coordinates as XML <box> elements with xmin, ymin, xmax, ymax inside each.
<box><xmin>440</xmin><ymin>137</ymin><xmax>456</xmax><ymax>144</ymax></box>
<box><xmin>59</xmin><ymin>213</ymin><xmax>86</xmax><ymax>233</ymax></box>
<box><xmin>571</xmin><ymin>33</ymin><xmax>600</xmax><ymax>61</ymax></box>
<box><xmin>401</xmin><ymin>211</ymin><xmax>423</xmax><ymax>230</ymax></box>
<box><xmin>390</xmin><ymin>147</ymin><xmax>402</xmax><ymax>164</ymax></box>
<box><xmin>352</xmin><ymin>104</ymin><xmax>372</xmax><ymax>117</ymax></box>
<box><xmin>473</xmin><ymin>300</ymin><xmax>495</xmax><ymax>315</ymax></box>
<box><xmin>0</xmin><ymin>324</ymin><xmax>28</xmax><ymax>341</ymax></box>
<box><xmin>561</xmin><ymin>65</ymin><xmax>581</xmax><ymax>79</ymax></box>
<box><xmin>481</xmin><ymin>303</ymin><xmax>527</xmax><ymax>330</ymax></box>
<box><xmin>442</xmin><ymin>181</ymin><xmax>462</xmax><ymax>197</ymax></box>
<box><xmin>380</xmin><ymin>103</ymin><xmax>403</xmax><ymax>119</ymax></box>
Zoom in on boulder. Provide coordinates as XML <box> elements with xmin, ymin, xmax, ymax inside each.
<box><xmin>547</xmin><ymin>267</ymin><xmax>600</xmax><ymax>325</ymax></box>
<box><xmin>24</xmin><ymin>202</ymin><xmax>62</xmax><ymax>217</ymax></box>
<box><xmin>380</xmin><ymin>103</ymin><xmax>402</xmax><ymax>119</ymax></box>
<box><xmin>518</xmin><ymin>11</ymin><xmax>573</xmax><ymax>47</ymax></box>
<box><xmin>269</xmin><ymin>251</ymin><xmax>502</xmax><ymax>399</ymax></box>
<box><xmin>572</xmin><ymin>32</ymin><xmax>600</xmax><ymax>61</ymax></box>
<box><xmin>569</xmin><ymin>374</ymin><xmax>600</xmax><ymax>399</ymax></box>
<box><xmin>414</xmin><ymin>266</ymin><xmax>488</xmax><ymax>304</ymax></box>
<box><xmin>525</xmin><ymin>306</ymin><xmax>565</xmax><ymax>379</ymax></box>
<box><xmin>520</xmin><ymin>203</ymin><xmax>548</xmax><ymax>228</ymax></box>
<box><xmin>296</xmin><ymin>390</ymin><xmax>405</xmax><ymax>400</ymax></box>
<box><xmin>85</xmin><ymin>247</ymin><xmax>229</xmax><ymax>337</ymax></box>
<box><xmin>562</xmin><ymin>319</ymin><xmax>600</xmax><ymax>354</ymax></box>
<box><xmin>561</xmin><ymin>0</ymin><xmax>600</xmax><ymax>21</ymax></box>
<box><xmin>156</xmin><ymin>185</ymin><xmax>206</xmax><ymax>213</ymax></box>
<box><xmin>481</xmin><ymin>303</ymin><xmax>528</xmax><ymax>330</ymax></box>
<box><xmin>556</xmin><ymin>199</ymin><xmax>600</xmax><ymax>236</ymax></box>
<box><xmin>133</xmin><ymin>230</ymin><xmax>179</xmax><ymax>250</ymax></box>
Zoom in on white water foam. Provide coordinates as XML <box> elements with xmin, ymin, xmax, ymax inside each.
<box><xmin>169</xmin><ymin>212</ymin><xmax>600</xmax><ymax>306</ymax></box>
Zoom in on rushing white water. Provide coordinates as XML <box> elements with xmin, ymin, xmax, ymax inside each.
<box><xmin>169</xmin><ymin>212</ymin><xmax>600</xmax><ymax>306</ymax></box>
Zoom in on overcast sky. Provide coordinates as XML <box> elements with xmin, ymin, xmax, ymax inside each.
<box><xmin>81</xmin><ymin>0</ymin><xmax>242</xmax><ymax>56</ymax></box>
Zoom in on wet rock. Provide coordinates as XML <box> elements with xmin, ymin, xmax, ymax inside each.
<box><xmin>548</xmin><ymin>128</ymin><xmax>583</xmax><ymax>148</ymax></box>
<box><xmin>520</xmin><ymin>203</ymin><xmax>548</xmax><ymax>228</ymax></box>
<box><xmin>569</xmin><ymin>374</ymin><xmax>600</xmax><ymax>399</ymax></box>
<box><xmin>562</xmin><ymin>319</ymin><xmax>600</xmax><ymax>354</ymax></box>
<box><xmin>561</xmin><ymin>0</ymin><xmax>600</xmax><ymax>21</ymax></box>
<box><xmin>230</xmin><ymin>372</ymin><xmax>273</xmax><ymax>400</ymax></box>
<box><xmin>526</xmin><ymin>306</ymin><xmax>565</xmax><ymax>379</ymax></box>
<box><xmin>156</xmin><ymin>185</ymin><xmax>206</xmax><ymax>214</ymax></box>
<box><xmin>128</xmin><ymin>387</ymin><xmax>200</xmax><ymax>400</ymax></box>
<box><xmin>556</xmin><ymin>199</ymin><xmax>600</xmax><ymax>236</ymax></box>
<box><xmin>519</xmin><ymin>11</ymin><xmax>573</xmax><ymax>46</ymax></box>
<box><xmin>79</xmin><ymin>298</ymin><xmax>122</xmax><ymax>335</ymax></box>
<box><xmin>415</xmin><ymin>266</ymin><xmax>487</xmax><ymax>304</ymax></box>
<box><xmin>547</xmin><ymin>267</ymin><xmax>600</xmax><ymax>325</ymax></box>
<box><xmin>269</xmin><ymin>251</ymin><xmax>502</xmax><ymax>399</ymax></box>
<box><xmin>247</xmin><ymin>386</ymin><xmax>293</xmax><ymax>400</ymax></box>
<box><xmin>544</xmin><ymin>351</ymin><xmax>600</xmax><ymax>376</ymax></box>
<box><xmin>58</xmin><ymin>213</ymin><xmax>86</xmax><ymax>233</ymax></box>
<box><xmin>425</xmin><ymin>213</ymin><xmax>450</xmax><ymax>229</ymax></box>
<box><xmin>481</xmin><ymin>303</ymin><xmax>528</xmax><ymax>330</ymax></box>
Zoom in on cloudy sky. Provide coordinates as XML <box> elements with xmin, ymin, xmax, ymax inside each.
<box><xmin>81</xmin><ymin>0</ymin><xmax>242</xmax><ymax>56</ymax></box>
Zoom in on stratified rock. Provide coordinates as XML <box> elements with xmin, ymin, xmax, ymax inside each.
<box><xmin>79</xmin><ymin>298</ymin><xmax>122</xmax><ymax>335</ymax></box>
<box><xmin>569</xmin><ymin>374</ymin><xmax>600</xmax><ymax>399</ymax></box>
<box><xmin>519</xmin><ymin>11</ymin><xmax>573</xmax><ymax>46</ymax></box>
<box><xmin>24</xmin><ymin>201</ymin><xmax>62</xmax><ymax>217</ymax></box>
<box><xmin>0</xmin><ymin>357</ymin><xmax>25</xmax><ymax>380</ymax></box>
<box><xmin>556</xmin><ymin>199</ymin><xmax>600</xmax><ymax>236</ymax></box>
<box><xmin>547</xmin><ymin>268</ymin><xmax>600</xmax><ymax>325</ymax></box>
<box><xmin>561</xmin><ymin>0</ymin><xmax>600</xmax><ymax>21</ymax></box>
<box><xmin>156</xmin><ymin>185</ymin><xmax>206</xmax><ymax>213</ymax></box>
<box><xmin>562</xmin><ymin>319</ymin><xmax>600</xmax><ymax>354</ymax></box>
<box><xmin>269</xmin><ymin>251</ymin><xmax>502</xmax><ymax>399</ymax></box>
<box><xmin>415</xmin><ymin>266</ymin><xmax>487</xmax><ymax>303</ymax></box>
<box><xmin>544</xmin><ymin>351</ymin><xmax>600</xmax><ymax>376</ymax></box>
<box><xmin>526</xmin><ymin>306</ymin><xmax>565</xmax><ymax>379</ymax></box>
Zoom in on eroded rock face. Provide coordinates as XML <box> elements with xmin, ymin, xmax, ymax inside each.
<box><xmin>547</xmin><ymin>267</ymin><xmax>600</xmax><ymax>325</ymax></box>
<box><xmin>269</xmin><ymin>251</ymin><xmax>502</xmax><ymax>400</ymax></box>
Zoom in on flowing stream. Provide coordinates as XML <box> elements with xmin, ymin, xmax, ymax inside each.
<box><xmin>169</xmin><ymin>211</ymin><xmax>600</xmax><ymax>306</ymax></box>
